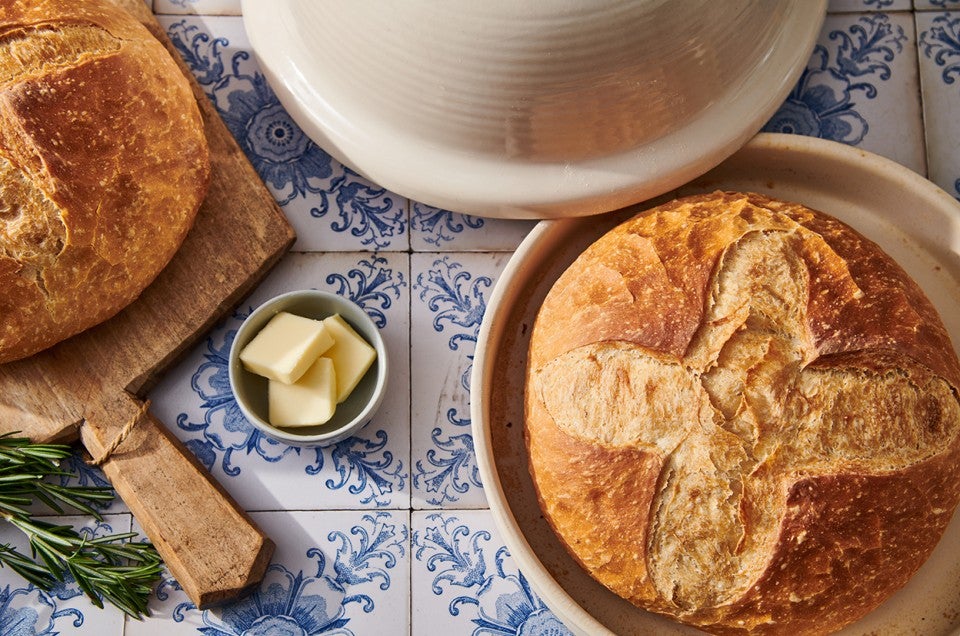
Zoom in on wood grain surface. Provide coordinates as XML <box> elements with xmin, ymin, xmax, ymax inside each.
<box><xmin>0</xmin><ymin>0</ymin><xmax>296</xmax><ymax>608</ymax></box>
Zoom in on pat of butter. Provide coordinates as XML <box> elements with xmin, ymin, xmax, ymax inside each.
<box><xmin>322</xmin><ymin>314</ymin><xmax>377</xmax><ymax>403</ymax></box>
<box><xmin>239</xmin><ymin>311</ymin><xmax>334</xmax><ymax>384</ymax></box>
<box><xmin>269</xmin><ymin>356</ymin><xmax>337</xmax><ymax>427</ymax></box>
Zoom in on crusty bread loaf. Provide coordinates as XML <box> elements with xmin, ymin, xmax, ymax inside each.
<box><xmin>0</xmin><ymin>0</ymin><xmax>209</xmax><ymax>363</ymax></box>
<box><xmin>525</xmin><ymin>191</ymin><xmax>960</xmax><ymax>635</ymax></box>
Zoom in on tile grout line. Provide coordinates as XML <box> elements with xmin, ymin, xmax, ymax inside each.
<box><xmin>911</xmin><ymin>12</ymin><xmax>932</xmax><ymax>179</ymax></box>
<box><xmin>69</xmin><ymin>4</ymin><xmax>951</xmax><ymax>634</ymax></box>
<box><xmin>406</xmin><ymin>200</ymin><xmax>414</xmax><ymax>635</ymax></box>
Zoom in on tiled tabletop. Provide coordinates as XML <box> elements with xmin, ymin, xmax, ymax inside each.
<box><xmin>3</xmin><ymin>1</ymin><xmax>960</xmax><ymax>634</ymax></box>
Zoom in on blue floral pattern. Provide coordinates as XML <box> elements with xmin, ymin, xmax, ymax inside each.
<box><xmin>324</xmin><ymin>257</ymin><xmax>406</xmax><ymax>329</ymax></box>
<box><xmin>920</xmin><ymin>13</ymin><xmax>960</xmax><ymax>198</ymax></box>
<box><xmin>411</xmin><ymin>203</ymin><xmax>486</xmax><ymax>247</ymax></box>
<box><xmin>0</xmin><ymin>519</ymin><xmax>126</xmax><ymax>634</ymax></box>
<box><xmin>764</xmin><ymin>14</ymin><xmax>907</xmax><ymax>144</ymax></box>
<box><xmin>45</xmin><ymin>521</ymin><xmax>120</xmax><ymax>605</ymax></box>
<box><xmin>305</xmin><ymin>431</ymin><xmax>406</xmax><ymax>508</ymax></box>
<box><xmin>174</xmin><ymin>259</ymin><xmax>406</xmax><ymax>506</ymax></box>
<box><xmin>176</xmin><ymin>310</ymin><xmax>297</xmax><ymax>477</ymax></box>
<box><xmin>414</xmin><ymin>514</ymin><xmax>571</xmax><ymax>636</ymax></box>
<box><xmin>324</xmin><ymin>513</ymin><xmax>404</xmax><ymax>589</ymax></box>
<box><xmin>920</xmin><ymin>14</ymin><xmax>960</xmax><ymax>87</ymax></box>
<box><xmin>176</xmin><ymin>315</ymin><xmax>404</xmax><ymax>504</ymax></box>
<box><xmin>57</xmin><ymin>454</ymin><xmax>115</xmax><ymax>511</ymax></box>
<box><xmin>205</xmin><ymin>570</ymin><xmax>352</xmax><ymax>635</ymax></box>
<box><xmin>416</xmin><ymin>257</ymin><xmax>489</xmax><ymax>399</ymax></box>
<box><xmin>412</xmin><ymin>258</ymin><xmax>491</xmax><ymax>504</ymax></box>
<box><xmin>165</xmin><ymin>19</ymin><xmax>406</xmax><ymax>249</ymax></box>
<box><xmin>0</xmin><ymin>584</ymin><xmax>82</xmax><ymax>635</ymax></box>
<box><xmin>168</xmin><ymin>513</ymin><xmax>404</xmax><ymax>635</ymax></box>
<box><xmin>310</xmin><ymin>170</ymin><xmax>406</xmax><ymax>250</ymax></box>
<box><xmin>2</xmin><ymin>4</ymin><xmax>921</xmax><ymax>634</ymax></box>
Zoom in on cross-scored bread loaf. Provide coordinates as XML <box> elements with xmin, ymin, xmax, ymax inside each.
<box><xmin>525</xmin><ymin>191</ymin><xmax>960</xmax><ymax>635</ymax></box>
<box><xmin>0</xmin><ymin>0</ymin><xmax>209</xmax><ymax>363</ymax></box>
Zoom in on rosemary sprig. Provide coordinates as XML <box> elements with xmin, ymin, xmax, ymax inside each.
<box><xmin>0</xmin><ymin>433</ymin><xmax>163</xmax><ymax>619</ymax></box>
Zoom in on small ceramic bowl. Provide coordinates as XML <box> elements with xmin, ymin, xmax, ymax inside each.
<box><xmin>228</xmin><ymin>289</ymin><xmax>387</xmax><ymax>447</ymax></box>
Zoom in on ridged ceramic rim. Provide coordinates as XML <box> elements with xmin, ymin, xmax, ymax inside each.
<box><xmin>241</xmin><ymin>1</ymin><xmax>826</xmax><ymax>218</ymax></box>
<box><xmin>470</xmin><ymin>133</ymin><xmax>960</xmax><ymax>635</ymax></box>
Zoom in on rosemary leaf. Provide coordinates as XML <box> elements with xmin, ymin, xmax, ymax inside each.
<box><xmin>0</xmin><ymin>543</ymin><xmax>55</xmax><ymax>588</ymax></box>
<box><xmin>0</xmin><ymin>434</ymin><xmax>163</xmax><ymax>619</ymax></box>
<box><xmin>35</xmin><ymin>482</ymin><xmax>114</xmax><ymax>518</ymax></box>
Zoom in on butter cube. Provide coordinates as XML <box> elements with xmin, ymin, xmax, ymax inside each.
<box><xmin>269</xmin><ymin>356</ymin><xmax>337</xmax><ymax>427</ymax></box>
<box><xmin>322</xmin><ymin>314</ymin><xmax>377</xmax><ymax>403</ymax></box>
<box><xmin>239</xmin><ymin>311</ymin><xmax>334</xmax><ymax>384</ymax></box>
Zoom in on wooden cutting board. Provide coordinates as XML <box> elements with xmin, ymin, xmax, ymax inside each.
<box><xmin>0</xmin><ymin>0</ymin><xmax>295</xmax><ymax>609</ymax></box>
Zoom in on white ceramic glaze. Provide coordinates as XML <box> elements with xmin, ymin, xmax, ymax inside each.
<box><xmin>242</xmin><ymin>0</ymin><xmax>826</xmax><ymax>218</ymax></box>
<box><xmin>228</xmin><ymin>289</ymin><xmax>388</xmax><ymax>447</ymax></box>
<box><xmin>471</xmin><ymin>133</ymin><xmax>960</xmax><ymax>635</ymax></box>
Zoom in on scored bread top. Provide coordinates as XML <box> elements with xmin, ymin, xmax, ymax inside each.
<box><xmin>0</xmin><ymin>0</ymin><xmax>209</xmax><ymax>363</ymax></box>
<box><xmin>525</xmin><ymin>191</ymin><xmax>960</xmax><ymax>634</ymax></box>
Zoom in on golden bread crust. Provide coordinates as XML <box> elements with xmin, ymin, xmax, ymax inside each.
<box><xmin>525</xmin><ymin>191</ymin><xmax>960</xmax><ymax>635</ymax></box>
<box><xmin>0</xmin><ymin>0</ymin><xmax>209</xmax><ymax>363</ymax></box>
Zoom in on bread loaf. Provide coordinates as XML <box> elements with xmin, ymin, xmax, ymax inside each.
<box><xmin>0</xmin><ymin>0</ymin><xmax>209</xmax><ymax>363</ymax></box>
<box><xmin>525</xmin><ymin>191</ymin><xmax>960</xmax><ymax>635</ymax></box>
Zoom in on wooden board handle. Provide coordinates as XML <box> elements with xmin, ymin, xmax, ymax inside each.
<box><xmin>80</xmin><ymin>394</ymin><xmax>274</xmax><ymax>608</ymax></box>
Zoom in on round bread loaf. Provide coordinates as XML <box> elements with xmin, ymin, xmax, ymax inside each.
<box><xmin>525</xmin><ymin>191</ymin><xmax>960</xmax><ymax>635</ymax></box>
<box><xmin>0</xmin><ymin>0</ymin><xmax>209</xmax><ymax>364</ymax></box>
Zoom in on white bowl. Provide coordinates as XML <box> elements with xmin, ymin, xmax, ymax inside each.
<box><xmin>242</xmin><ymin>0</ymin><xmax>825</xmax><ymax>218</ymax></box>
<box><xmin>470</xmin><ymin>134</ymin><xmax>960</xmax><ymax>634</ymax></box>
<box><xmin>228</xmin><ymin>290</ymin><xmax>387</xmax><ymax>447</ymax></box>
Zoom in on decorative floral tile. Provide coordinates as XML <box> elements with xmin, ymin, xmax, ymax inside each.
<box><xmin>129</xmin><ymin>510</ymin><xmax>409</xmax><ymax>635</ymax></box>
<box><xmin>915</xmin><ymin>0</ymin><xmax>960</xmax><ymax>10</ymax></box>
<box><xmin>0</xmin><ymin>514</ymin><xmax>129</xmax><ymax>636</ymax></box>
<box><xmin>410</xmin><ymin>253</ymin><xmax>512</xmax><ymax>510</ymax></box>
<box><xmin>5</xmin><ymin>3</ymin><xmax>948</xmax><ymax>635</ymax></box>
<box><xmin>157</xmin><ymin>15</ymin><xmax>410</xmax><ymax>252</ymax></box>
<box><xmin>410</xmin><ymin>202</ymin><xmax>537</xmax><ymax>252</ymax></box>
<box><xmin>20</xmin><ymin>452</ymin><xmax>129</xmax><ymax>518</ymax></box>
<box><xmin>830</xmin><ymin>0</ymin><xmax>912</xmax><ymax>11</ymax></box>
<box><xmin>763</xmin><ymin>12</ymin><xmax>926</xmax><ymax>175</ymax></box>
<box><xmin>148</xmin><ymin>252</ymin><xmax>411</xmax><ymax>511</ymax></box>
<box><xmin>917</xmin><ymin>11</ymin><xmax>960</xmax><ymax>199</ymax></box>
<box><xmin>154</xmin><ymin>0</ymin><xmax>241</xmax><ymax>15</ymax></box>
<box><xmin>411</xmin><ymin>510</ymin><xmax>573</xmax><ymax>635</ymax></box>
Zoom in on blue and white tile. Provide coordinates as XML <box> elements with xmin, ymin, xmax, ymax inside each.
<box><xmin>915</xmin><ymin>0</ymin><xmax>960</xmax><ymax>10</ymax></box>
<box><xmin>410</xmin><ymin>253</ymin><xmax>511</xmax><ymax>509</ymax></box>
<box><xmin>0</xmin><ymin>514</ymin><xmax>130</xmax><ymax>636</ymax></box>
<box><xmin>917</xmin><ymin>11</ymin><xmax>960</xmax><ymax>199</ymax></box>
<box><xmin>154</xmin><ymin>0</ymin><xmax>241</xmax><ymax>15</ymax></box>
<box><xmin>130</xmin><ymin>510</ymin><xmax>409</xmax><ymax>635</ymax></box>
<box><xmin>158</xmin><ymin>15</ymin><xmax>410</xmax><ymax>252</ymax></box>
<box><xmin>410</xmin><ymin>201</ymin><xmax>537</xmax><ymax>252</ymax></box>
<box><xmin>830</xmin><ymin>0</ymin><xmax>912</xmax><ymax>11</ymax></box>
<box><xmin>20</xmin><ymin>452</ymin><xmax>128</xmax><ymax>517</ymax></box>
<box><xmin>411</xmin><ymin>510</ymin><xmax>574</xmax><ymax>636</ymax></box>
<box><xmin>148</xmin><ymin>252</ymin><xmax>411</xmax><ymax>511</ymax></box>
<box><xmin>764</xmin><ymin>12</ymin><xmax>926</xmax><ymax>175</ymax></box>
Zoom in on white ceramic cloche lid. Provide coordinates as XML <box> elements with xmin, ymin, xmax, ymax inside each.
<box><xmin>242</xmin><ymin>0</ymin><xmax>827</xmax><ymax>219</ymax></box>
